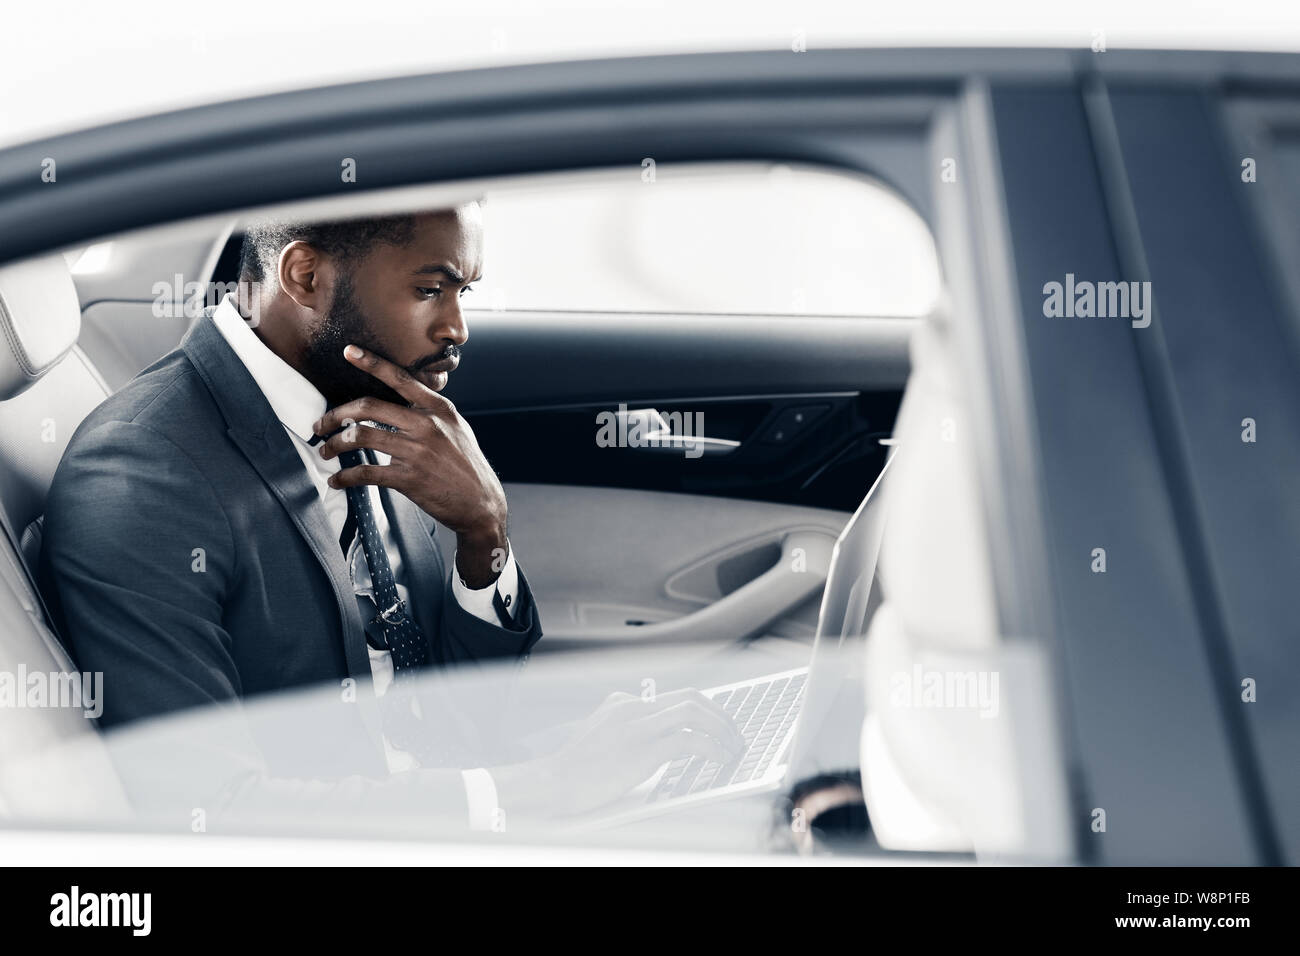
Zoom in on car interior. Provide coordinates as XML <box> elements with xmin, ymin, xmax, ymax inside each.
<box><xmin>0</xmin><ymin>161</ymin><xmax>1071</xmax><ymax>859</ymax></box>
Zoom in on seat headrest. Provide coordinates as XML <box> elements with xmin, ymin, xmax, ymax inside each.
<box><xmin>0</xmin><ymin>254</ymin><xmax>82</xmax><ymax>401</ymax></box>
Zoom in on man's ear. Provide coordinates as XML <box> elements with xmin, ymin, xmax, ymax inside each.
<box><xmin>277</xmin><ymin>240</ymin><xmax>324</xmax><ymax>309</ymax></box>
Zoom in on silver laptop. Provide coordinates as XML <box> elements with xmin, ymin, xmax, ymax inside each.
<box><xmin>590</xmin><ymin>447</ymin><xmax>896</xmax><ymax>825</ymax></box>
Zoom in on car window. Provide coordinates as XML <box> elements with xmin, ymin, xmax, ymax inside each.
<box><xmin>472</xmin><ymin>164</ymin><xmax>942</xmax><ymax>317</ymax></box>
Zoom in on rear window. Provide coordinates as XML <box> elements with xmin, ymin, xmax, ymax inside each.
<box><xmin>472</xmin><ymin>164</ymin><xmax>941</xmax><ymax>317</ymax></box>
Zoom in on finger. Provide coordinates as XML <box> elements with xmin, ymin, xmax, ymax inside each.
<box><xmin>314</xmin><ymin>397</ymin><xmax>426</xmax><ymax>439</ymax></box>
<box><xmin>317</xmin><ymin>423</ymin><xmax>414</xmax><ymax>461</ymax></box>
<box><xmin>343</xmin><ymin>344</ymin><xmax>450</xmax><ymax>409</ymax></box>
<box><xmin>327</xmin><ymin>461</ymin><xmax>401</xmax><ymax>490</ymax></box>
<box><xmin>618</xmin><ymin>687</ymin><xmax>720</xmax><ymax>714</ymax></box>
<box><xmin>599</xmin><ymin>691</ymin><xmax>639</xmax><ymax>710</ymax></box>
<box><xmin>631</xmin><ymin>689</ymin><xmax>741</xmax><ymax>740</ymax></box>
<box><xmin>633</xmin><ymin>701</ymin><xmax>746</xmax><ymax>754</ymax></box>
<box><xmin>647</xmin><ymin>728</ymin><xmax>731</xmax><ymax>768</ymax></box>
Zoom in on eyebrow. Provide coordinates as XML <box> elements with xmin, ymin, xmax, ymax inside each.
<box><xmin>411</xmin><ymin>263</ymin><xmax>480</xmax><ymax>283</ymax></box>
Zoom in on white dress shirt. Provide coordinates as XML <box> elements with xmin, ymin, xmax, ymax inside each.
<box><xmin>211</xmin><ymin>294</ymin><xmax>510</xmax><ymax>828</ymax></box>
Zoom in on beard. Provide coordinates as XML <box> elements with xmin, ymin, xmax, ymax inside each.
<box><xmin>300</xmin><ymin>270</ymin><xmax>413</xmax><ymax>409</ymax></box>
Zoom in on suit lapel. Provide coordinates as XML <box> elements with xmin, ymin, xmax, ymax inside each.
<box><xmin>378</xmin><ymin>485</ymin><xmax>446</xmax><ymax>663</ymax></box>
<box><xmin>180</xmin><ymin>313</ymin><xmax>372</xmax><ymax>681</ymax></box>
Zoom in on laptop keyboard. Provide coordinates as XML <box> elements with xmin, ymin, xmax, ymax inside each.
<box><xmin>647</xmin><ymin>672</ymin><xmax>807</xmax><ymax>803</ymax></box>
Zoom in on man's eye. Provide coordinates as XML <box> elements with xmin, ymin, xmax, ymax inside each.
<box><xmin>416</xmin><ymin>287</ymin><xmax>442</xmax><ymax>299</ymax></box>
<box><xmin>459</xmin><ymin>284</ymin><xmax>475</xmax><ymax>298</ymax></box>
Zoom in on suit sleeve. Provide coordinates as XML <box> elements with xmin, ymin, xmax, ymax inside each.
<box><xmin>451</xmin><ymin>539</ymin><xmax>521</xmax><ymax>623</ymax></box>
<box><xmin>438</xmin><ymin>564</ymin><xmax>542</xmax><ymax>664</ymax></box>
<box><xmin>436</xmin><ymin>539</ymin><xmax>542</xmax><ymax>665</ymax></box>
<box><xmin>40</xmin><ymin>419</ymin><xmax>243</xmax><ymax>730</ymax></box>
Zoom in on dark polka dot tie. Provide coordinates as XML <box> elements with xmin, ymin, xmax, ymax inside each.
<box><xmin>338</xmin><ymin>448</ymin><xmax>430</xmax><ymax>674</ymax></box>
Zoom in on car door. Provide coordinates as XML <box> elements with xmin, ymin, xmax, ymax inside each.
<box><xmin>983</xmin><ymin>59</ymin><xmax>1300</xmax><ymax>865</ymax></box>
<box><xmin>0</xmin><ymin>49</ymin><xmax>1076</xmax><ymax>857</ymax></box>
<box><xmin>15</xmin><ymin>48</ymin><xmax>1291</xmax><ymax>863</ymax></box>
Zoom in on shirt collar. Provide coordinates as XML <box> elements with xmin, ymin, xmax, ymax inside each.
<box><xmin>210</xmin><ymin>294</ymin><xmax>327</xmax><ymax>442</ymax></box>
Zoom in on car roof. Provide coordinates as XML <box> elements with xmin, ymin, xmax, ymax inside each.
<box><xmin>3</xmin><ymin>0</ymin><xmax>1300</xmax><ymax>148</ymax></box>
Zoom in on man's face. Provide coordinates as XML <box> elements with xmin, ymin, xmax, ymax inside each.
<box><xmin>301</xmin><ymin>205</ymin><xmax>484</xmax><ymax>408</ymax></box>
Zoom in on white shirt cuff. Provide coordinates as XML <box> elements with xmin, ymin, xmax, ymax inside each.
<box><xmin>451</xmin><ymin>538</ymin><xmax>520</xmax><ymax>625</ymax></box>
<box><xmin>461</xmin><ymin>767</ymin><xmax>500</xmax><ymax>832</ymax></box>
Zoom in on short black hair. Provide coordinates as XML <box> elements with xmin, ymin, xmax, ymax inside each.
<box><xmin>238</xmin><ymin>212</ymin><xmax>418</xmax><ymax>284</ymax></box>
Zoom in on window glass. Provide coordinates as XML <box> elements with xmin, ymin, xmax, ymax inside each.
<box><xmin>473</xmin><ymin>164</ymin><xmax>941</xmax><ymax>316</ymax></box>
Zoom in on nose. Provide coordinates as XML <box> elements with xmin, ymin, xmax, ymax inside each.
<box><xmin>433</xmin><ymin>295</ymin><xmax>469</xmax><ymax>349</ymax></box>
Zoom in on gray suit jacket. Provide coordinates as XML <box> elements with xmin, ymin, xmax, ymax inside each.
<box><xmin>38</xmin><ymin>310</ymin><xmax>542</xmax><ymax>813</ymax></box>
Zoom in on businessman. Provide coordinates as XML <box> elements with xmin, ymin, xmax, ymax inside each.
<box><xmin>39</xmin><ymin>201</ymin><xmax>742</xmax><ymax>825</ymax></box>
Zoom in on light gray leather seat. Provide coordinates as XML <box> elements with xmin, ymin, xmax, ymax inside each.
<box><xmin>858</xmin><ymin>315</ymin><xmax>1072</xmax><ymax>860</ymax></box>
<box><xmin>0</xmin><ymin>254</ymin><xmax>112</xmax><ymax>576</ymax></box>
<box><xmin>0</xmin><ymin>252</ymin><xmax>129</xmax><ymax>820</ymax></box>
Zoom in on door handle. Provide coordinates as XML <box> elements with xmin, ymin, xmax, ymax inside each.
<box><xmin>616</xmin><ymin>407</ymin><xmax>740</xmax><ymax>458</ymax></box>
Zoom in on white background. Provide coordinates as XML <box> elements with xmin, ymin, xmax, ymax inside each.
<box><xmin>3</xmin><ymin>0</ymin><xmax>1300</xmax><ymax>147</ymax></box>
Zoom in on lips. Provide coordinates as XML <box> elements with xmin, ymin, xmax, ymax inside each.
<box><xmin>417</xmin><ymin>351</ymin><xmax>457</xmax><ymax>374</ymax></box>
<box><xmin>414</xmin><ymin>353</ymin><xmax>458</xmax><ymax>391</ymax></box>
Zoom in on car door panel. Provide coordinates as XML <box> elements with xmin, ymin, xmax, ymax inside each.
<box><xmin>449</xmin><ymin>311</ymin><xmax>910</xmax><ymax>511</ymax></box>
<box><xmin>437</xmin><ymin>482</ymin><xmax>848</xmax><ymax>653</ymax></box>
